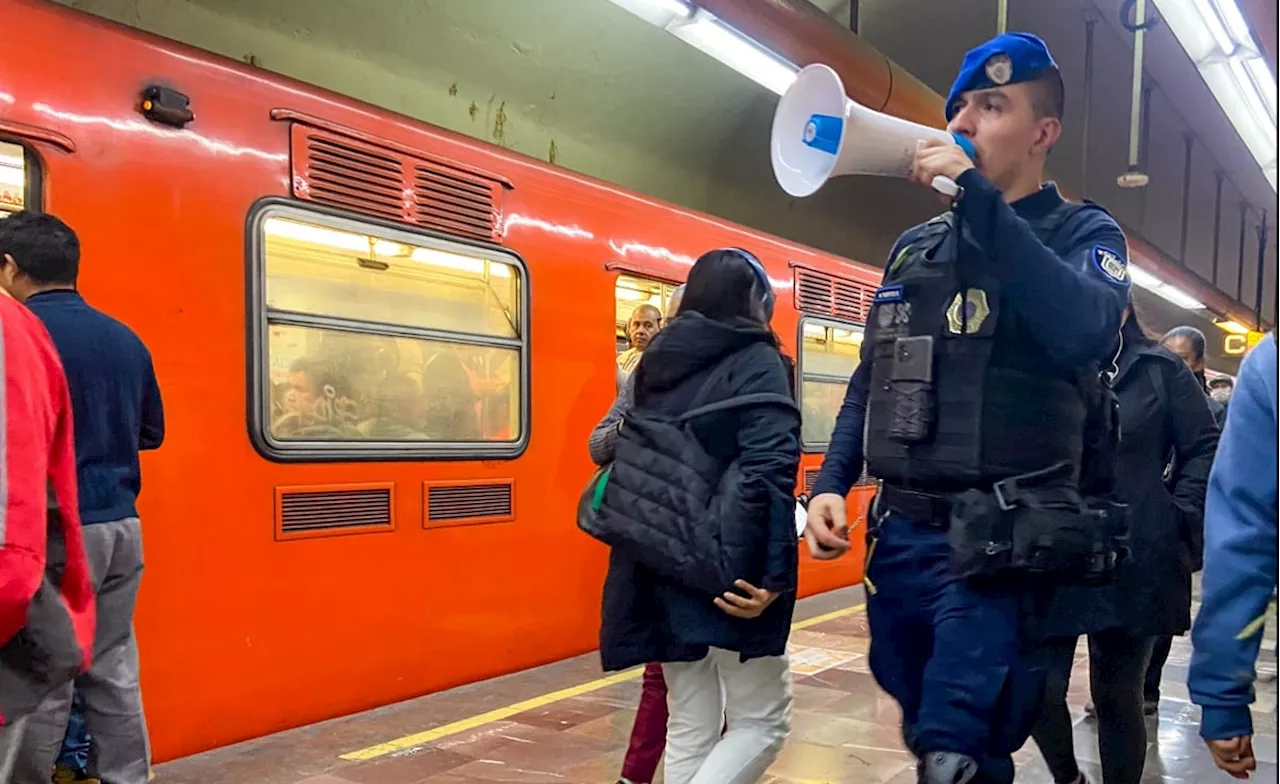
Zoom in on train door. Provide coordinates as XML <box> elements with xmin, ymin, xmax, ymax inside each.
<box><xmin>613</xmin><ymin>272</ymin><xmax>680</xmax><ymax>378</ymax></box>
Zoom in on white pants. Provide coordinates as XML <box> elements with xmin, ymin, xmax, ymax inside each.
<box><xmin>661</xmin><ymin>649</ymin><xmax>791</xmax><ymax>784</ymax></box>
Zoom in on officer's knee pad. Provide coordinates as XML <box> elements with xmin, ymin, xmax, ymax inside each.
<box><xmin>917</xmin><ymin>751</ymin><xmax>978</xmax><ymax>784</ymax></box>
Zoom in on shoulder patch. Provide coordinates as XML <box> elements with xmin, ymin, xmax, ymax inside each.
<box><xmin>1092</xmin><ymin>245</ymin><xmax>1129</xmax><ymax>285</ymax></box>
<box><xmin>874</xmin><ymin>284</ymin><xmax>904</xmax><ymax>303</ymax></box>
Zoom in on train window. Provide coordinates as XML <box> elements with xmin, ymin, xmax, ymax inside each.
<box><xmin>615</xmin><ymin>274</ymin><xmax>677</xmax><ymax>358</ymax></box>
<box><xmin>253</xmin><ymin>207</ymin><xmax>527</xmax><ymax>460</ymax></box>
<box><xmin>798</xmin><ymin>318</ymin><xmax>864</xmax><ymax>450</ymax></box>
<box><xmin>0</xmin><ymin>141</ymin><xmax>31</xmax><ymax>217</ymax></box>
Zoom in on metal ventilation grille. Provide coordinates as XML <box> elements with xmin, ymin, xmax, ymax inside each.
<box><xmin>290</xmin><ymin>124</ymin><xmax>505</xmax><ymax>242</ymax></box>
<box><xmin>803</xmin><ymin>468</ymin><xmax>820</xmax><ymax>495</ymax></box>
<box><xmin>794</xmin><ymin>267</ymin><xmax>877</xmax><ymax>325</ymax></box>
<box><xmin>277</xmin><ymin>485</ymin><xmax>394</xmax><ymax>538</ymax></box>
<box><xmin>425</xmin><ymin>482</ymin><xmax>514</xmax><ymax>526</ymax></box>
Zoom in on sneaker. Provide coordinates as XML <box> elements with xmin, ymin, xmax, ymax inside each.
<box><xmin>1143</xmin><ymin>700</ymin><xmax>1158</xmax><ymax>716</ymax></box>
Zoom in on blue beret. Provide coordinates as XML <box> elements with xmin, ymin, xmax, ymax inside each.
<box><xmin>945</xmin><ymin>33</ymin><xmax>1059</xmax><ymax>121</ymax></box>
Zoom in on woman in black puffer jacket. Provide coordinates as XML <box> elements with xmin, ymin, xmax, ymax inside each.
<box><xmin>597</xmin><ymin>248</ymin><xmax>801</xmax><ymax>784</ymax></box>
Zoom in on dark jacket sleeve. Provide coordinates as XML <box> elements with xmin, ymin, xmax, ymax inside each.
<box><xmin>588</xmin><ymin>376</ymin><xmax>634</xmax><ymax>466</ymax></box>
<box><xmin>955</xmin><ymin>170</ymin><xmax>1130</xmax><ymax>368</ymax></box>
<box><xmin>139</xmin><ymin>348</ymin><xmax>165</xmax><ymax>451</ymax></box>
<box><xmin>733</xmin><ymin>351</ymin><xmax>802</xmax><ymax>594</ymax></box>
<box><xmin>1164</xmin><ymin>359</ymin><xmax>1221</xmax><ymax>571</ymax></box>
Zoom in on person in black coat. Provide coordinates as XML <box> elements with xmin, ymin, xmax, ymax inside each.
<box><xmin>1031</xmin><ymin>304</ymin><xmax>1219</xmax><ymax>784</ymax></box>
<box><xmin>597</xmin><ymin>248</ymin><xmax>801</xmax><ymax>784</ymax></box>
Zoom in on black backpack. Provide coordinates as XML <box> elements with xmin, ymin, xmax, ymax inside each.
<box><xmin>577</xmin><ymin>355</ymin><xmax>798</xmax><ymax>596</ymax></box>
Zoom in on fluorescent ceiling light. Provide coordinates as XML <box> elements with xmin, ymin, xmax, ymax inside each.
<box><xmin>1215</xmin><ymin>319</ymin><xmax>1252</xmax><ymax>334</ymax></box>
<box><xmin>606</xmin><ymin>0</ymin><xmax>799</xmax><ymax>96</ymax></box>
<box><xmin>1129</xmin><ymin>263</ymin><xmax>1206</xmax><ymax>309</ymax></box>
<box><xmin>1153</xmin><ymin>0</ymin><xmax>1279</xmax><ymax>191</ymax></box>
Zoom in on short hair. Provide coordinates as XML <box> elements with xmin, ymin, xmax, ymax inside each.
<box><xmin>630</xmin><ymin>304</ymin><xmax>661</xmax><ymax>322</ymax></box>
<box><xmin>0</xmin><ymin>211</ymin><xmax>80</xmax><ymax>285</ymax></box>
<box><xmin>1027</xmin><ymin>69</ymin><xmax>1065</xmax><ymax>121</ymax></box>
<box><xmin>1162</xmin><ymin>325</ymin><xmax>1208</xmax><ymax>361</ymax></box>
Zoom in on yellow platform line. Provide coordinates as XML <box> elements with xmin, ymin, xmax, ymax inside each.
<box><xmin>339</xmin><ymin>601</ymin><xmax>866</xmax><ymax>761</ymax></box>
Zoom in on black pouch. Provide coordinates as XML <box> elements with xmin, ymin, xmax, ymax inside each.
<box><xmin>888</xmin><ymin>335</ymin><xmax>937</xmax><ymax>444</ymax></box>
<box><xmin>948</xmin><ymin>485</ymin><xmax>1130</xmax><ymax>585</ymax></box>
<box><xmin>947</xmin><ymin>488</ymin><xmax>1013</xmax><ymax>579</ymax></box>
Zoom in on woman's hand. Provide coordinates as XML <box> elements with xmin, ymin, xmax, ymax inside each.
<box><xmin>714</xmin><ymin>579</ymin><xmax>779</xmax><ymax>619</ymax></box>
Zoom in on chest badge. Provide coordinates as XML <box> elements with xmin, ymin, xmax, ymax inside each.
<box><xmin>946</xmin><ymin>289</ymin><xmax>991</xmax><ymax>335</ymax></box>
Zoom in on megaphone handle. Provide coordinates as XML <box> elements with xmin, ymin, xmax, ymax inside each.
<box><xmin>931</xmin><ymin>176</ymin><xmax>962</xmax><ymax>199</ymax></box>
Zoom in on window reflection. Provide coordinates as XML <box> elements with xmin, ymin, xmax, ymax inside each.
<box><xmin>799</xmin><ymin>319</ymin><xmax>864</xmax><ymax>448</ymax></box>
<box><xmin>0</xmin><ymin>141</ymin><xmax>27</xmax><ymax>217</ymax></box>
<box><xmin>268</xmin><ymin>325</ymin><xmax>519</xmax><ymax>443</ymax></box>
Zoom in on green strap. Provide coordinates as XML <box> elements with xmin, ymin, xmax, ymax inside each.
<box><xmin>591</xmin><ymin>465</ymin><xmax>612</xmax><ymax>512</ymax></box>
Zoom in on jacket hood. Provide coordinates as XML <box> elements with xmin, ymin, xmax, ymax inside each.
<box><xmin>634</xmin><ymin>311</ymin><xmax>776</xmax><ymax>395</ymax></box>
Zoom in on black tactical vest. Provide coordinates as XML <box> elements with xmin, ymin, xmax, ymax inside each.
<box><xmin>864</xmin><ymin>202</ymin><xmax>1107</xmax><ymax>490</ymax></box>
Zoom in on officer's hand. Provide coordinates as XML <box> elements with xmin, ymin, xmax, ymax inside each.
<box><xmin>714</xmin><ymin>579</ymin><xmax>778</xmax><ymax>619</ymax></box>
<box><xmin>910</xmin><ymin>139</ymin><xmax>976</xmax><ymax>189</ymax></box>
<box><xmin>804</xmin><ymin>493</ymin><xmax>851</xmax><ymax>560</ymax></box>
<box><xmin>1206</xmin><ymin>736</ymin><xmax>1256</xmax><ymax>779</ymax></box>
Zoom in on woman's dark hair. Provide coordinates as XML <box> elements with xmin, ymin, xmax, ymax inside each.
<box><xmin>678</xmin><ymin>249</ymin><xmax>775</xmax><ymax>334</ymax></box>
<box><xmin>1162</xmin><ymin>325</ymin><xmax>1207</xmax><ymax>361</ymax></box>
<box><xmin>1121</xmin><ymin>297</ymin><xmax>1156</xmax><ymax>348</ymax></box>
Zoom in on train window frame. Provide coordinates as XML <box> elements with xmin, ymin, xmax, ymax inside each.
<box><xmin>246</xmin><ymin>198</ymin><xmax>531</xmax><ymax>463</ymax></box>
<box><xmin>796</xmin><ymin>315</ymin><xmax>864</xmax><ymax>453</ymax></box>
<box><xmin>0</xmin><ymin>140</ymin><xmax>42</xmax><ymax>216</ymax></box>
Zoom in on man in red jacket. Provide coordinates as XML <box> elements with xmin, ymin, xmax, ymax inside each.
<box><xmin>0</xmin><ymin>288</ymin><xmax>95</xmax><ymax>779</ymax></box>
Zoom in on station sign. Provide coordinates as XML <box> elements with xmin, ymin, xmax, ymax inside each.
<box><xmin>1223</xmin><ymin>330</ymin><xmax>1266</xmax><ymax>356</ymax></box>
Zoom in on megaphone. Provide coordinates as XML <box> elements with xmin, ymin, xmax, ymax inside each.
<box><xmin>771</xmin><ymin>63</ymin><xmax>977</xmax><ymax>198</ymax></box>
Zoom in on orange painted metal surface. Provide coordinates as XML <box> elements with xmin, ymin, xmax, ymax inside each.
<box><xmin>3</xmin><ymin>0</ymin><xmax>873</xmax><ymax>761</ymax></box>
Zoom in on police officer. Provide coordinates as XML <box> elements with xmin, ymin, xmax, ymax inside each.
<box><xmin>803</xmin><ymin>33</ymin><xmax>1131</xmax><ymax>784</ymax></box>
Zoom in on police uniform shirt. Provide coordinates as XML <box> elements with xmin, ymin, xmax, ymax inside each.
<box><xmin>813</xmin><ymin>33</ymin><xmax>1132</xmax><ymax>498</ymax></box>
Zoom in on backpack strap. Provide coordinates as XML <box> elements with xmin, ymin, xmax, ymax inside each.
<box><xmin>678</xmin><ymin>392</ymin><xmax>799</xmax><ymax>422</ymax></box>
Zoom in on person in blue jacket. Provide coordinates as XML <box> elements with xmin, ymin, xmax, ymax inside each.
<box><xmin>1188</xmin><ymin>332</ymin><xmax>1277</xmax><ymax>780</ymax></box>
<box><xmin>803</xmin><ymin>33</ymin><xmax>1131</xmax><ymax>784</ymax></box>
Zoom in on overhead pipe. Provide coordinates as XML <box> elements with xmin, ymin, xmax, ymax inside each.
<box><xmin>1081</xmin><ymin>13</ymin><xmax>1098</xmax><ymax>198</ymax></box>
<box><xmin>697</xmin><ymin>0</ymin><xmax>1263</xmax><ymax>327</ymax></box>
<box><xmin>1179</xmin><ymin>133</ymin><xmax>1193</xmax><ymax>263</ymax></box>
<box><xmin>1118</xmin><ymin>0</ymin><xmax>1152</xmax><ymax>188</ymax></box>
<box><xmin>997</xmin><ymin>0</ymin><xmax>1008</xmax><ymax>34</ymax></box>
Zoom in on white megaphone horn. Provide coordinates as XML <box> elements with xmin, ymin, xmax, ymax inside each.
<box><xmin>771</xmin><ymin>63</ymin><xmax>977</xmax><ymax>199</ymax></box>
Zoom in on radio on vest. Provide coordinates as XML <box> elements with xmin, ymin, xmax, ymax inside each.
<box><xmin>770</xmin><ymin>63</ymin><xmax>977</xmax><ymax>199</ymax></box>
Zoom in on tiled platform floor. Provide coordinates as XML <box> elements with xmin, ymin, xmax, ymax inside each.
<box><xmin>156</xmin><ymin>585</ymin><xmax>1278</xmax><ymax>783</ymax></box>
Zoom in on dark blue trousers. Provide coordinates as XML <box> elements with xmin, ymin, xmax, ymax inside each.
<box><xmin>865</xmin><ymin>513</ymin><xmax>1044</xmax><ymax>783</ymax></box>
<box><xmin>57</xmin><ymin>691</ymin><xmax>91</xmax><ymax>770</ymax></box>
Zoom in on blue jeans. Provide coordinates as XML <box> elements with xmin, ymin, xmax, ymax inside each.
<box><xmin>865</xmin><ymin>513</ymin><xmax>1044</xmax><ymax>783</ymax></box>
<box><xmin>56</xmin><ymin>693</ymin><xmax>91</xmax><ymax>770</ymax></box>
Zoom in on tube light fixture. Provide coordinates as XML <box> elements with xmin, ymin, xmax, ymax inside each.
<box><xmin>1215</xmin><ymin>318</ymin><xmax>1252</xmax><ymax>334</ymax></box>
<box><xmin>1128</xmin><ymin>263</ymin><xmax>1206</xmax><ymax>309</ymax></box>
<box><xmin>606</xmin><ymin>0</ymin><xmax>799</xmax><ymax>96</ymax></box>
<box><xmin>1153</xmin><ymin>0</ymin><xmax>1278</xmax><ymax>191</ymax></box>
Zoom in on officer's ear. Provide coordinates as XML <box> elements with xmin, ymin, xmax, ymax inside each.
<box><xmin>1030</xmin><ymin>116</ymin><xmax>1061</xmax><ymax>157</ymax></box>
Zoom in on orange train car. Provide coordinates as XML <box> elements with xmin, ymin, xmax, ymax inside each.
<box><xmin>2</xmin><ymin>0</ymin><xmax>881</xmax><ymax>761</ymax></box>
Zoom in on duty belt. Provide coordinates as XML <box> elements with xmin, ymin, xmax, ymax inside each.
<box><xmin>875</xmin><ymin>462</ymin><xmax>1082</xmax><ymax>529</ymax></box>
